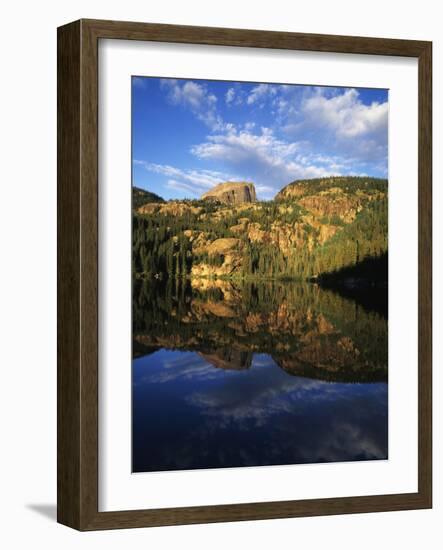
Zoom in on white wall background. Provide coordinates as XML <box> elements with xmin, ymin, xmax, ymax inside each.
<box><xmin>0</xmin><ymin>0</ymin><xmax>441</xmax><ymax>547</ymax></box>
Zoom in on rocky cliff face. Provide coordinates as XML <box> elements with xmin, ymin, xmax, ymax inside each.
<box><xmin>137</xmin><ymin>201</ymin><xmax>202</xmax><ymax>217</ymax></box>
<box><xmin>201</xmin><ymin>181</ymin><xmax>257</xmax><ymax>205</ymax></box>
<box><xmin>276</xmin><ymin>177</ymin><xmax>387</xmax><ymax>223</ymax></box>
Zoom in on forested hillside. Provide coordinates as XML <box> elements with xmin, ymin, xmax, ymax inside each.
<box><xmin>132</xmin><ymin>176</ymin><xmax>388</xmax><ymax>282</ymax></box>
<box><xmin>132</xmin><ymin>186</ymin><xmax>164</xmax><ymax>209</ymax></box>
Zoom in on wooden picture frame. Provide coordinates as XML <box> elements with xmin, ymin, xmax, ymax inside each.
<box><xmin>57</xmin><ymin>18</ymin><xmax>432</xmax><ymax>530</ymax></box>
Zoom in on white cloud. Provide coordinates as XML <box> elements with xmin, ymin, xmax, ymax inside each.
<box><xmin>191</xmin><ymin>127</ymin><xmax>298</xmax><ymax>164</ymax></box>
<box><xmin>275</xmin><ymin>87</ymin><xmax>388</xmax><ymax>174</ymax></box>
<box><xmin>160</xmin><ymin>79</ymin><xmax>225</xmax><ymax>131</ymax></box>
<box><xmin>190</xmin><ymin>127</ymin><xmax>332</xmax><ymax>195</ymax></box>
<box><xmin>225</xmin><ymin>88</ymin><xmax>235</xmax><ymax>104</ymax></box>
<box><xmin>256</xmin><ymin>184</ymin><xmax>277</xmax><ymax>195</ymax></box>
<box><xmin>302</xmin><ymin>88</ymin><xmax>388</xmax><ymax>138</ymax></box>
<box><xmin>165</xmin><ymin>179</ymin><xmax>200</xmax><ymax>197</ymax></box>
<box><xmin>244</xmin><ymin>121</ymin><xmax>256</xmax><ymax>131</ymax></box>
<box><xmin>161</xmin><ymin>79</ymin><xmax>204</xmax><ymax>109</ymax></box>
<box><xmin>136</xmin><ymin>160</ymin><xmax>242</xmax><ymax>197</ymax></box>
<box><xmin>246</xmin><ymin>84</ymin><xmax>277</xmax><ymax>105</ymax></box>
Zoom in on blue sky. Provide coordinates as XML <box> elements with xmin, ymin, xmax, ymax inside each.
<box><xmin>132</xmin><ymin>77</ymin><xmax>388</xmax><ymax>201</ymax></box>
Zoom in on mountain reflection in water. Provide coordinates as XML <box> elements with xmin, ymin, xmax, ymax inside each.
<box><xmin>132</xmin><ymin>279</ymin><xmax>388</xmax><ymax>472</ymax></box>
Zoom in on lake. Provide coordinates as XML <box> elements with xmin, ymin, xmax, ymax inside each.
<box><xmin>132</xmin><ymin>279</ymin><xmax>388</xmax><ymax>472</ymax></box>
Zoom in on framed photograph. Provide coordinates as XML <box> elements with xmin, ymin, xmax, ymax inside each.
<box><xmin>57</xmin><ymin>19</ymin><xmax>432</xmax><ymax>530</ymax></box>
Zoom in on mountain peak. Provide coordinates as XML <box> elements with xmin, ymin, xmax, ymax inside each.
<box><xmin>132</xmin><ymin>186</ymin><xmax>164</xmax><ymax>208</ymax></box>
<box><xmin>201</xmin><ymin>181</ymin><xmax>257</xmax><ymax>205</ymax></box>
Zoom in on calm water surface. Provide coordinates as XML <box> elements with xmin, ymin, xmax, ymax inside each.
<box><xmin>132</xmin><ymin>280</ymin><xmax>388</xmax><ymax>472</ymax></box>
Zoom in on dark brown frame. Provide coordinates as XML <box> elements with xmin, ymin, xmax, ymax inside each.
<box><xmin>57</xmin><ymin>18</ymin><xmax>432</xmax><ymax>531</ymax></box>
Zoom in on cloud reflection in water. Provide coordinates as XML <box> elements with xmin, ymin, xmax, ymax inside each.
<box><xmin>133</xmin><ymin>350</ymin><xmax>387</xmax><ymax>472</ymax></box>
